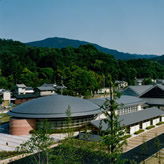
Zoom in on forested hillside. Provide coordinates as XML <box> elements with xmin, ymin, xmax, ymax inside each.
<box><xmin>0</xmin><ymin>39</ymin><xmax>164</xmax><ymax>96</ymax></box>
<box><xmin>152</xmin><ymin>55</ymin><xmax>164</xmax><ymax>65</ymax></box>
<box><xmin>26</xmin><ymin>37</ymin><xmax>157</xmax><ymax>60</ymax></box>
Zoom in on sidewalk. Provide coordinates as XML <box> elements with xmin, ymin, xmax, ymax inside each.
<box><xmin>124</xmin><ymin>124</ymin><xmax>164</xmax><ymax>152</ymax></box>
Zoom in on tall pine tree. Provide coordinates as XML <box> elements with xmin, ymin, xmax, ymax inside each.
<box><xmin>101</xmin><ymin>77</ymin><xmax>127</xmax><ymax>163</ymax></box>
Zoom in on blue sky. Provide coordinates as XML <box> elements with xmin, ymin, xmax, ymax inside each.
<box><xmin>0</xmin><ymin>0</ymin><xmax>164</xmax><ymax>55</ymax></box>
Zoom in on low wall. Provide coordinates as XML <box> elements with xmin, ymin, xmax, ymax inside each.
<box><xmin>130</xmin><ymin>124</ymin><xmax>140</xmax><ymax>134</ymax></box>
<box><xmin>153</xmin><ymin>118</ymin><xmax>160</xmax><ymax>125</ymax></box>
<box><xmin>9</xmin><ymin>118</ymin><xmax>36</xmax><ymax>135</ymax></box>
<box><xmin>142</xmin><ymin>121</ymin><xmax>151</xmax><ymax>129</ymax></box>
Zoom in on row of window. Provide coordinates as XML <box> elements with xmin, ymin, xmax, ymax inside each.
<box><xmin>37</xmin><ymin>116</ymin><xmax>95</xmax><ymax>129</ymax></box>
<box><xmin>118</xmin><ymin>105</ymin><xmax>138</xmax><ymax>115</ymax></box>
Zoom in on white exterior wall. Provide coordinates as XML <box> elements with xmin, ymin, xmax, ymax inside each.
<box><xmin>161</xmin><ymin>116</ymin><xmax>164</xmax><ymax>122</ymax></box>
<box><xmin>97</xmin><ymin>88</ymin><xmax>110</xmax><ymax>94</ymax></box>
<box><xmin>96</xmin><ymin>112</ymin><xmax>110</xmax><ymax>120</ymax></box>
<box><xmin>142</xmin><ymin>121</ymin><xmax>150</xmax><ymax>129</ymax></box>
<box><xmin>18</xmin><ymin>88</ymin><xmax>26</xmax><ymax>94</ymax></box>
<box><xmin>137</xmin><ymin>105</ymin><xmax>142</xmax><ymax>111</ymax></box>
<box><xmin>153</xmin><ymin>118</ymin><xmax>160</xmax><ymax>125</ymax></box>
<box><xmin>130</xmin><ymin>124</ymin><xmax>140</xmax><ymax>134</ymax></box>
<box><xmin>3</xmin><ymin>92</ymin><xmax>11</xmax><ymax>100</ymax></box>
<box><xmin>40</xmin><ymin>91</ymin><xmax>54</xmax><ymax>96</ymax></box>
<box><xmin>25</xmin><ymin>90</ymin><xmax>34</xmax><ymax>94</ymax></box>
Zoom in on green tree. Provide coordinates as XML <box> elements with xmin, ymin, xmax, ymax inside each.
<box><xmin>0</xmin><ymin>96</ymin><xmax>3</xmax><ymax>105</ymax></box>
<box><xmin>0</xmin><ymin>76</ymin><xmax>9</xmax><ymax>89</ymax></box>
<box><xmin>154</xmin><ymin>133</ymin><xmax>161</xmax><ymax>164</ymax></box>
<box><xmin>17</xmin><ymin>120</ymin><xmax>54</xmax><ymax>164</ymax></box>
<box><xmin>39</xmin><ymin>67</ymin><xmax>54</xmax><ymax>83</ymax></box>
<box><xmin>100</xmin><ymin>79</ymin><xmax>127</xmax><ymax>163</ymax></box>
<box><xmin>140</xmin><ymin>136</ymin><xmax>148</xmax><ymax>164</ymax></box>
<box><xmin>19</xmin><ymin>67</ymin><xmax>39</xmax><ymax>87</ymax></box>
<box><xmin>143</xmin><ymin>78</ymin><xmax>152</xmax><ymax>85</ymax></box>
<box><xmin>65</xmin><ymin>105</ymin><xmax>74</xmax><ymax>138</ymax></box>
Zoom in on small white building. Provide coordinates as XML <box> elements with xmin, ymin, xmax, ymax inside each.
<box><xmin>36</xmin><ymin>86</ymin><xmax>55</xmax><ymax>96</ymax></box>
<box><xmin>15</xmin><ymin>84</ymin><xmax>26</xmax><ymax>94</ymax></box>
<box><xmin>0</xmin><ymin>89</ymin><xmax>11</xmax><ymax>107</ymax></box>
<box><xmin>15</xmin><ymin>84</ymin><xmax>34</xmax><ymax>95</ymax></box>
<box><xmin>97</xmin><ymin>88</ymin><xmax>110</xmax><ymax>94</ymax></box>
<box><xmin>115</xmin><ymin>80</ymin><xmax>128</xmax><ymax>89</ymax></box>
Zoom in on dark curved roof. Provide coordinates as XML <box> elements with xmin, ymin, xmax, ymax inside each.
<box><xmin>8</xmin><ymin>95</ymin><xmax>100</xmax><ymax>119</ymax></box>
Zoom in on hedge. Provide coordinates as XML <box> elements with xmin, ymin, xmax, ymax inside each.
<box><xmin>134</xmin><ymin>129</ymin><xmax>144</xmax><ymax>135</ymax></box>
<box><xmin>146</xmin><ymin>125</ymin><xmax>155</xmax><ymax>130</ymax></box>
<box><xmin>156</xmin><ymin>122</ymin><xmax>164</xmax><ymax>126</ymax></box>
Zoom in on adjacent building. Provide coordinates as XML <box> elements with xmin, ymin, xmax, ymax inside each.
<box><xmin>89</xmin><ymin>95</ymin><xmax>164</xmax><ymax>134</ymax></box>
<box><xmin>122</xmin><ymin>84</ymin><xmax>164</xmax><ymax>110</ymax></box>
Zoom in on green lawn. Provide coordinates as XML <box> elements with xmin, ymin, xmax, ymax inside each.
<box><xmin>0</xmin><ymin>113</ymin><xmax>10</xmax><ymax>124</ymax></box>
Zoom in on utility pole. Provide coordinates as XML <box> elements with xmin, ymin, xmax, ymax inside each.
<box><xmin>61</xmin><ymin>76</ymin><xmax>63</xmax><ymax>95</ymax></box>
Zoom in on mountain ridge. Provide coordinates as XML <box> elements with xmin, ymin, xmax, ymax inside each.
<box><xmin>26</xmin><ymin>37</ymin><xmax>157</xmax><ymax>60</ymax></box>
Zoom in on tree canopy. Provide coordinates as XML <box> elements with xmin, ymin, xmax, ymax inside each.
<box><xmin>0</xmin><ymin>39</ymin><xmax>164</xmax><ymax>95</ymax></box>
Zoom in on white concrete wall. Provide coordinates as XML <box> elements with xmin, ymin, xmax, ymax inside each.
<box><xmin>161</xmin><ymin>116</ymin><xmax>164</xmax><ymax>122</ymax></box>
<box><xmin>96</xmin><ymin>113</ymin><xmax>108</xmax><ymax>120</ymax></box>
<box><xmin>40</xmin><ymin>91</ymin><xmax>54</xmax><ymax>96</ymax></box>
<box><xmin>3</xmin><ymin>92</ymin><xmax>11</xmax><ymax>100</ymax></box>
<box><xmin>97</xmin><ymin>88</ymin><xmax>110</xmax><ymax>94</ymax></box>
<box><xmin>153</xmin><ymin>118</ymin><xmax>160</xmax><ymax>125</ymax></box>
<box><xmin>25</xmin><ymin>90</ymin><xmax>34</xmax><ymax>94</ymax></box>
<box><xmin>130</xmin><ymin>124</ymin><xmax>140</xmax><ymax>134</ymax></box>
<box><xmin>137</xmin><ymin>105</ymin><xmax>142</xmax><ymax>111</ymax></box>
<box><xmin>142</xmin><ymin>121</ymin><xmax>150</xmax><ymax>129</ymax></box>
<box><xmin>18</xmin><ymin>88</ymin><xmax>26</xmax><ymax>94</ymax></box>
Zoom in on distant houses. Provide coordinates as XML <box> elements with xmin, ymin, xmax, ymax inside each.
<box><xmin>97</xmin><ymin>80</ymin><xmax>128</xmax><ymax>95</ymax></box>
<box><xmin>12</xmin><ymin>83</ymin><xmax>56</xmax><ymax>105</ymax></box>
<box><xmin>15</xmin><ymin>84</ymin><xmax>34</xmax><ymax>95</ymax></box>
<box><xmin>115</xmin><ymin>80</ymin><xmax>128</xmax><ymax>89</ymax></box>
<box><xmin>0</xmin><ymin>83</ymin><xmax>67</xmax><ymax>106</ymax></box>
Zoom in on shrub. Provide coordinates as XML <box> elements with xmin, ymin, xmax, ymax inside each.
<box><xmin>123</xmin><ymin>134</ymin><xmax>131</xmax><ymax>140</ymax></box>
<box><xmin>134</xmin><ymin>129</ymin><xmax>144</xmax><ymax>135</ymax></box>
<box><xmin>29</xmin><ymin>130</ymin><xmax>36</xmax><ymax>134</ymax></box>
<box><xmin>0</xmin><ymin>151</ymin><xmax>22</xmax><ymax>160</ymax></box>
<box><xmin>156</xmin><ymin>122</ymin><xmax>164</xmax><ymax>126</ymax></box>
<box><xmin>146</xmin><ymin>125</ymin><xmax>155</xmax><ymax>130</ymax></box>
